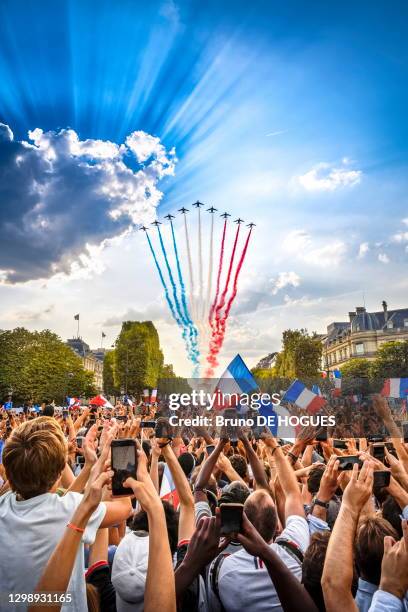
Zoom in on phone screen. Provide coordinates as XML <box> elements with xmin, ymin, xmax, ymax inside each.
<box><xmin>371</xmin><ymin>444</ymin><xmax>385</xmax><ymax>463</ymax></box>
<box><xmin>220</xmin><ymin>503</ymin><xmax>244</xmax><ymax>535</ymax></box>
<box><xmin>111</xmin><ymin>439</ymin><xmax>137</xmax><ymax>496</ymax></box>
<box><xmin>373</xmin><ymin>470</ymin><xmax>391</xmax><ymax>489</ymax></box>
<box><xmin>206</xmin><ymin>444</ymin><xmax>215</xmax><ymax>455</ymax></box>
<box><xmin>338</xmin><ymin>455</ymin><xmax>363</xmax><ymax>471</ymax></box>
<box><xmin>140</xmin><ymin>421</ymin><xmax>156</xmax><ymax>428</ymax></box>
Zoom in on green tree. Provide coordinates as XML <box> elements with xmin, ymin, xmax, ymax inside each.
<box><xmin>340</xmin><ymin>358</ymin><xmax>372</xmax><ymax>396</ymax></box>
<box><xmin>114</xmin><ymin>321</ymin><xmax>164</xmax><ymax>394</ymax></box>
<box><xmin>370</xmin><ymin>341</ymin><xmax>408</xmax><ymax>379</ymax></box>
<box><xmin>273</xmin><ymin>329</ymin><xmax>322</xmax><ymax>379</ymax></box>
<box><xmin>103</xmin><ymin>350</ymin><xmax>120</xmax><ymax>397</ymax></box>
<box><xmin>0</xmin><ymin>328</ymin><xmax>97</xmax><ymax>404</ymax></box>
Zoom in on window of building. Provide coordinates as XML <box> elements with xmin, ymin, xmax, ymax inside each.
<box><xmin>387</xmin><ymin>320</ymin><xmax>393</xmax><ymax>329</ymax></box>
<box><xmin>404</xmin><ymin>319</ymin><xmax>408</xmax><ymax>328</ymax></box>
<box><xmin>355</xmin><ymin>343</ymin><xmax>364</xmax><ymax>355</ymax></box>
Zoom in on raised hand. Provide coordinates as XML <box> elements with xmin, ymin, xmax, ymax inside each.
<box><xmin>342</xmin><ymin>460</ymin><xmax>373</xmax><ymax>514</ymax></box>
<box><xmin>379</xmin><ymin>520</ymin><xmax>408</xmax><ymax>600</ymax></box>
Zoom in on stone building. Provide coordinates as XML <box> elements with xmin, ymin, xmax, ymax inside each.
<box><xmin>323</xmin><ymin>301</ymin><xmax>408</xmax><ymax>371</ymax></box>
<box><xmin>66</xmin><ymin>338</ymin><xmax>104</xmax><ymax>391</ymax></box>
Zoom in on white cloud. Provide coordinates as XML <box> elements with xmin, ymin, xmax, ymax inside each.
<box><xmin>0</xmin><ymin>123</ymin><xmax>176</xmax><ymax>282</ymax></box>
<box><xmin>358</xmin><ymin>242</ymin><xmax>369</xmax><ymax>258</ymax></box>
<box><xmin>272</xmin><ymin>271</ymin><xmax>300</xmax><ymax>294</ymax></box>
<box><xmin>283</xmin><ymin>230</ymin><xmax>346</xmax><ymax>267</ymax></box>
<box><xmin>392</xmin><ymin>231</ymin><xmax>408</xmax><ymax>243</ymax></box>
<box><xmin>378</xmin><ymin>253</ymin><xmax>390</xmax><ymax>264</ymax></box>
<box><xmin>298</xmin><ymin>160</ymin><xmax>362</xmax><ymax>192</ymax></box>
<box><xmin>403</xmin><ymin>218</ymin><xmax>408</xmax><ymax>226</ymax></box>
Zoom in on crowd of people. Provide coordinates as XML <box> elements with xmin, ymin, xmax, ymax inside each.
<box><xmin>0</xmin><ymin>394</ymin><xmax>408</xmax><ymax>612</ymax></box>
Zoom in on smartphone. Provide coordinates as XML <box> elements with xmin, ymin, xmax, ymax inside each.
<box><xmin>206</xmin><ymin>444</ymin><xmax>215</xmax><ymax>455</ymax></box>
<box><xmin>220</xmin><ymin>503</ymin><xmax>244</xmax><ymax>535</ymax></box>
<box><xmin>230</xmin><ymin>440</ymin><xmax>239</xmax><ymax>448</ymax></box>
<box><xmin>155</xmin><ymin>420</ymin><xmax>172</xmax><ymax>438</ymax></box>
<box><xmin>403</xmin><ymin>423</ymin><xmax>408</xmax><ymax>443</ymax></box>
<box><xmin>140</xmin><ymin>420</ymin><xmax>156</xmax><ymax>428</ymax></box>
<box><xmin>76</xmin><ymin>436</ymin><xmax>84</xmax><ymax>449</ymax></box>
<box><xmin>371</xmin><ymin>443</ymin><xmax>385</xmax><ymax>463</ymax></box>
<box><xmin>115</xmin><ymin>415</ymin><xmax>127</xmax><ymax>422</ymax></box>
<box><xmin>338</xmin><ymin>455</ymin><xmax>363</xmax><ymax>471</ymax></box>
<box><xmin>62</xmin><ymin>410</ymin><xmax>69</xmax><ymax>420</ymax></box>
<box><xmin>111</xmin><ymin>439</ymin><xmax>137</xmax><ymax>496</ymax></box>
<box><xmin>316</xmin><ymin>429</ymin><xmax>328</xmax><ymax>442</ymax></box>
<box><xmin>373</xmin><ymin>470</ymin><xmax>391</xmax><ymax>489</ymax></box>
<box><xmin>333</xmin><ymin>439</ymin><xmax>348</xmax><ymax>450</ymax></box>
<box><xmin>385</xmin><ymin>442</ymin><xmax>398</xmax><ymax>458</ymax></box>
<box><xmin>76</xmin><ymin>455</ymin><xmax>85</xmax><ymax>466</ymax></box>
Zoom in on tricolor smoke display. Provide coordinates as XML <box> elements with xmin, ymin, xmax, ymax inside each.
<box><xmin>140</xmin><ymin>204</ymin><xmax>254</xmax><ymax>376</ymax></box>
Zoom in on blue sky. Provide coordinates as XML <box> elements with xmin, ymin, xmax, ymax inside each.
<box><xmin>0</xmin><ymin>0</ymin><xmax>407</xmax><ymax>374</ymax></box>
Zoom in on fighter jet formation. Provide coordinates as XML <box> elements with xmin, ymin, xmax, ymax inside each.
<box><xmin>139</xmin><ymin>201</ymin><xmax>255</xmax><ymax>377</ymax></box>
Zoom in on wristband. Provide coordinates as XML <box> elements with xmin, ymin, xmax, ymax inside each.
<box><xmin>67</xmin><ymin>522</ymin><xmax>85</xmax><ymax>534</ymax></box>
<box><xmin>287</xmin><ymin>451</ymin><xmax>298</xmax><ymax>463</ymax></box>
<box><xmin>270</xmin><ymin>446</ymin><xmax>278</xmax><ymax>456</ymax></box>
<box><xmin>158</xmin><ymin>440</ymin><xmax>171</xmax><ymax>448</ymax></box>
<box><xmin>313</xmin><ymin>498</ymin><xmax>330</xmax><ymax>509</ymax></box>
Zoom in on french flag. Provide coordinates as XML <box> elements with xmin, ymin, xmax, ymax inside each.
<box><xmin>282</xmin><ymin>380</ymin><xmax>327</xmax><ymax>415</ymax></box>
<box><xmin>333</xmin><ymin>370</ymin><xmax>342</xmax><ymax>397</ymax></box>
<box><xmin>160</xmin><ymin>464</ymin><xmax>179</xmax><ymax>507</ymax></box>
<box><xmin>213</xmin><ymin>354</ymin><xmax>258</xmax><ymax>412</ymax></box>
<box><xmin>150</xmin><ymin>389</ymin><xmax>158</xmax><ymax>404</ymax></box>
<box><xmin>381</xmin><ymin>378</ymin><xmax>408</xmax><ymax>399</ymax></box>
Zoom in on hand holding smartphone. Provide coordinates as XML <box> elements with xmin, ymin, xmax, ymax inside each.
<box><xmin>111</xmin><ymin>439</ymin><xmax>137</xmax><ymax>496</ymax></box>
<box><xmin>220</xmin><ymin>503</ymin><xmax>244</xmax><ymax>535</ymax></box>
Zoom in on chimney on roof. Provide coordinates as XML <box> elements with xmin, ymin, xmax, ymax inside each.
<box><xmin>348</xmin><ymin>311</ymin><xmax>356</xmax><ymax>322</ymax></box>
<box><xmin>382</xmin><ymin>300</ymin><xmax>388</xmax><ymax>322</ymax></box>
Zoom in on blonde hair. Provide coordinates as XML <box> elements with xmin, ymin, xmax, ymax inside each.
<box><xmin>3</xmin><ymin>417</ymin><xmax>67</xmax><ymax>499</ymax></box>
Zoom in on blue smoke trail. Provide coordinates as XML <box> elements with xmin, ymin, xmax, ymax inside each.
<box><xmin>145</xmin><ymin>233</ymin><xmax>181</xmax><ymax>326</ymax></box>
<box><xmin>169</xmin><ymin>219</ymin><xmax>200</xmax><ymax>362</ymax></box>
<box><xmin>146</xmin><ymin>233</ymin><xmax>194</xmax><ymax>369</ymax></box>
<box><xmin>156</xmin><ymin>226</ymin><xmax>200</xmax><ymax>373</ymax></box>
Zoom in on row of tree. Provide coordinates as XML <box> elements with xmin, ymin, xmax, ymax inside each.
<box><xmin>251</xmin><ymin>329</ymin><xmax>408</xmax><ymax>394</ymax></box>
<box><xmin>0</xmin><ymin>328</ymin><xmax>97</xmax><ymax>404</ymax></box>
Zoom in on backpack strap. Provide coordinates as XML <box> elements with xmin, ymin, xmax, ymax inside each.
<box><xmin>275</xmin><ymin>538</ymin><xmax>304</xmax><ymax>564</ymax></box>
<box><xmin>209</xmin><ymin>552</ymin><xmax>230</xmax><ymax>610</ymax></box>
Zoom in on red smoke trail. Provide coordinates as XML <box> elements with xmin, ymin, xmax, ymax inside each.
<box><xmin>214</xmin><ymin>224</ymin><xmax>241</xmax><ymax>332</ymax></box>
<box><xmin>205</xmin><ymin>224</ymin><xmax>242</xmax><ymax>376</ymax></box>
<box><xmin>218</xmin><ymin>228</ymin><xmax>253</xmax><ymax>337</ymax></box>
<box><xmin>208</xmin><ymin>219</ymin><xmax>227</xmax><ymax>325</ymax></box>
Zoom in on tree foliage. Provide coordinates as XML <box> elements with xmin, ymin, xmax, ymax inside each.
<box><xmin>370</xmin><ymin>341</ymin><xmax>408</xmax><ymax>379</ymax></box>
<box><xmin>114</xmin><ymin>321</ymin><xmax>164</xmax><ymax>394</ymax></box>
<box><xmin>103</xmin><ymin>350</ymin><xmax>120</xmax><ymax>397</ymax></box>
<box><xmin>273</xmin><ymin>329</ymin><xmax>322</xmax><ymax>379</ymax></box>
<box><xmin>0</xmin><ymin>328</ymin><xmax>96</xmax><ymax>404</ymax></box>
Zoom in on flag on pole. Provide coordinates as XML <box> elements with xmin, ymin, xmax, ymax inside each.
<box><xmin>74</xmin><ymin>314</ymin><xmax>79</xmax><ymax>320</ymax></box>
<box><xmin>213</xmin><ymin>354</ymin><xmax>258</xmax><ymax>412</ymax></box>
<box><xmin>311</xmin><ymin>384</ymin><xmax>322</xmax><ymax>396</ymax></box>
<box><xmin>282</xmin><ymin>380</ymin><xmax>327</xmax><ymax>415</ymax></box>
<box><xmin>381</xmin><ymin>378</ymin><xmax>408</xmax><ymax>398</ymax></box>
<box><xmin>102</xmin><ymin>332</ymin><xmax>106</xmax><ymax>338</ymax></box>
<box><xmin>160</xmin><ymin>464</ymin><xmax>179</xmax><ymax>507</ymax></box>
<box><xmin>89</xmin><ymin>394</ymin><xmax>114</xmax><ymax>408</ymax></box>
<box><xmin>332</xmin><ymin>370</ymin><xmax>342</xmax><ymax>397</ymax></box>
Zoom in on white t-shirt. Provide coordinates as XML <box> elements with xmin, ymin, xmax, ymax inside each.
<box><xmin>207</xmin><ymin>515</ymin><xmax>310</xmax><ymax>612</ymax></box>
<box><xmin>0</xmin><ymin>490</ymin><xmax>106</xmax><ymax>611</ymax></box>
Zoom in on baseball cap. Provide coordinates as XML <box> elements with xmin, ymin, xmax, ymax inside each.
<box><xmin>111</xmin><ymin>531</ymin><xmax>149</xmax><ymax>612</ymax></box>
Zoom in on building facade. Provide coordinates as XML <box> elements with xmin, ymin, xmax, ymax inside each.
<box><xmin>66</xmin><ymin>338</ymin><xmax>104</xmax><ymax>392</ymax></box>
<box><xmin>323</xmin><ymin>302</ymin><xmax>408</xmax><ymax>371</ymax></box>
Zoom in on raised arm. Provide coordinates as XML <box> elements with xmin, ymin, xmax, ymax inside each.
<box><xmin>264</xmin><ymin>435</ymin><xmax>304</xmax><ymax>518</ymax></box>
<box><xmin>322</xmin><ymin>461</ymin><xmax>373</xmax><ymax>612</ymax></box>
<box><xmin>194</xmin><ymin>438</ymin><xmax>226</xmax><ymax>502</ymax></box>
<box><xmin>161</xmin><ymin>442</ymin><xmax>195</xmax><ymax>541</ymax></box>
<box><xmin>240</xmin><ymin>433</ymin><xmax>270</xmax><ymax>491</ymax></box>
<box><xmin>238</xmin><ymin>513</ymin><xmax>318</xmax><ymax>612</ymax></box>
